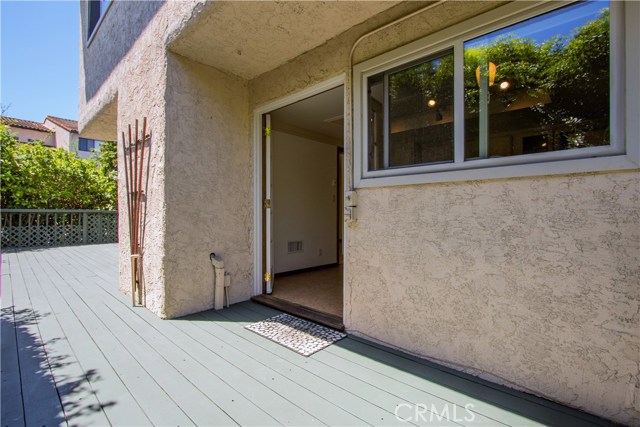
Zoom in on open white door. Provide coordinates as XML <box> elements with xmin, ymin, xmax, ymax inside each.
<box><xmin>264</xmin><ymin>114</ymin><xmax>274</xmax><ymax>294</ymax></box>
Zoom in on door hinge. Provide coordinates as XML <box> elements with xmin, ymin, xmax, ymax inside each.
<box><xmin>264</xmin><ymin>199</ymin><xmax>271</xmax><ymax>209</ymax></box>
<box><xmin>264</xmin><ymin>272</ymin><xmax>271</xmax><ymax>282</ymax></box>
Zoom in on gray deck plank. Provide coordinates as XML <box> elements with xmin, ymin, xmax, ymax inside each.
<box><xmin>8</xmin><ymin>251</ymin><xmax>67</xmax><ymax>427</ymax></box>
<box><xmin>168</xmin><ymin>315</ymin><xmax>363</xmax><ymax>426</ymax></box>
<box><xmin>16</xmin><ymin>250</ymin><xmax>111</xmax><ymax>427</ymax></box>
<box><xmin>325</xmin><ymin>338</ymin><xmax>607</xmax><ymax>427</ymax></box>
<box><xmin>190</xmin><ymin>310</ymin><xmax>420</xmax><ymax>427</ymax></box>
<box><xmin>211</xmin><ymin>304</ymin><xmax>507</xmax><ymax>427</ymax></box>
<box><xmin>31</xmin><ymin>251</ymin><xmax>195</xmax><ymax>427</ymax></box>
<box><xmin>42</xmin><ymin>249</ymin><xmax>295</xmax><ymax>426</ymax></box>
<box><xmin>247</xmin><ymin>301</ymin><xmax>611</xmax><ymax>427</ymax></box>
<box><xmin>52</xmin><ymin>247</ymin><xmax>329</xmax><ymax>427</ymax></box>
<box><xmin>2</xmin><ymin>245</ymin><xmax>616</xmax><ymax>427</ymax></box>
<box><xmin>193</xmin><ymin>307</ymin><xmax>470</xmax><ymax>427</ymax></box>
<box><xmin>25</xmin><ymin>249</ymin><xmax>152</xmax><ymax>426</ymax></box>
<box><xmin>60</xmin><ymin>245</ymin><xmax>610</xmax><ymax>427</ymax></box>
<box><xmin>62</xmin><ymin>247</ymin><xmax>413</xmax><ymax>427</ymax></box>
<box><xmin>55</xmin><ymin>247</ymin><xmax>356</xmax><ymax>426</ymax></box>
<box><xmin>35</xmin><ymin>252</ymin><xmax>228</xmax><ymax>426</ymax></box>
<box><xmin>59</xmin><ymin>250</ymin><xmax>363</xmax><ymax>427</ymax></box>
<box><xmin>1</xmin><ymin>254</ymin><xmax>26</xmax><ymax>427</ymax></box>
<box><xmin>327</xmin><ymin>339</ymin><xmax>576</xmax><ymax>426</ymax></box>
<box><xmin>69</xmin><ymin>288</ymin><xmax>290</xmax><ymax>426</ymax></box>
<box><xmin>242</xmin><ymin>301</ymin><xmax>608</xmax><ymax>427</ymax></box>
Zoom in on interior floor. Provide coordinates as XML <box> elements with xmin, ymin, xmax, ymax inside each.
<box><xmin>271</xmin><ymin>266</ymin><xmax>342</xmax><ymax>318</ymax></box>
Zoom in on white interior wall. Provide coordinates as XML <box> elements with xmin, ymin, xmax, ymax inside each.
<box><xmin>272</xmin><ymin>130</ymin><xmax>337</xmax><ymax>274</ymax></box>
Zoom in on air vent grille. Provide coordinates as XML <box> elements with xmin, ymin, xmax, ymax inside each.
<box><xmin>288</xmin><ymin>241</ymin><xmax>303</xmax><ymax>253</ymax></box>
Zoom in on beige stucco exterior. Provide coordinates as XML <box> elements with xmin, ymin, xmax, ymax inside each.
<box><xmin>42</xmin><ymin>118</ymin><xmax>77</xmax><ymax>153</ymax></box>
<box><xmin>8</xmin><ymin>127</ymin><xmax>54</xmax><ymax>147</ymax></box>
<box><xmin>80</xmin><ymin>1</ymin><xmax>639</xmax><ymax>424</ymax></box>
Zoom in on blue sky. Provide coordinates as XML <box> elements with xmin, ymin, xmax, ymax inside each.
<box><xmin>466</xmin><ymin>1</ymin><xmax>608</xmax><ymax>48</ymax></box>
<box><xmin>1</xmin><ymin>1</ymin><xmax>80</xmax><ymax>122</ymax></box>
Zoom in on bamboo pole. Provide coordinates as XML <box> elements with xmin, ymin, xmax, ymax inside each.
<box><xmin>122</xmin><ymin>118</ymin><xmax>149</xmax><ymax>306</ymax></box>
<box><xmin>136</xmin><ymin>118</ymin><xmax>147</xmax><ymax>305</ymax></box>
<box><xmin>123</xmin><ymin>130</ymin><xmax>134</xmax><ymax>305</ymax></box>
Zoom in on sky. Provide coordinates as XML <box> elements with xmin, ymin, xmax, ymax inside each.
<box><xmin>465</xmin><ymin>0</ymin><xmax>608</xmax><ymax>48</ymax></box>
<box><xmin>1</xmin><ymin>1</ymin><xmax>80</xmax><ymax>122</ymax></box>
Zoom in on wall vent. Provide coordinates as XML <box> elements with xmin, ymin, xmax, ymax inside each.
<box><xmin>287</xmin><ymin>241</ymin><xmax>303</xmax><ymax>254</ymax></box>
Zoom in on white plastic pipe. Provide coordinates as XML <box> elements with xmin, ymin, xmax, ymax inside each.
<box><xmin>210</xmin><ymin>253</ymin><xmax>226</xmax><ymax>310</ymax></box>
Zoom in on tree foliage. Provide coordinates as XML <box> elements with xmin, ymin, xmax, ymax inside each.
<box><xmin>0</xmin><ymin>124</ymin><xmax>117</xmax><ymax>210</ymax></box>
<box><xmin>386</xmin><ymin>7</ymin><xmax>610</xmax><ymax>149</ymax></box>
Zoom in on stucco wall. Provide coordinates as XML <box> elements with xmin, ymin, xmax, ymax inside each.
<box><xmin>248</xmin><ymin>1</ymin><xmax>639</xmax><ymax>424</ymax></box>
<box><xmin>79</xmin><ymin>0</ymin><xmax>221</xmax><ymax>318</ymax></box>
<box><xmin>112</xmin><ymin>7</ymin><xmax>172</xmax><ymax>318</ymax></box>
<box><xmin>346</xmin><ymin>172</ymin><xmax>639</xmax><ymax>424</ymax></box>
<box><xmin>9</xmin><ymin>127</ymin><xmax>54</xmax><ymax>147</ymax></box>
<box><xmin>79</xmin><ymin>0</ymin><xmax>639</xmax><ymax>423</ymax></box>
<box><xmin>79</xmin><ymin>0</ymin><xmax>192</xmax><ymax>317</ymax></box>
<box><xmin>163</xmin><ymin>53</ymin><xmax>253</xmax><ymax>318</ymax></box>
<box><xmin>43</xmin><ymin>121</ymin><xmax>72</xmax><ymax>152</ymax></box>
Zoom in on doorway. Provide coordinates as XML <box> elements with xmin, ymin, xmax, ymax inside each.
<box><xmin>254</xmin><ymin>84</ymin><xmax>345</xmax><ymax>329</ymax></box>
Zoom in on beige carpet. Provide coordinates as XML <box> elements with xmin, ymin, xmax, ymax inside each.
<box><xmin>272</xmin><ymin>266</ymin><xmax>343</xmax><ymax>318</ymax></box>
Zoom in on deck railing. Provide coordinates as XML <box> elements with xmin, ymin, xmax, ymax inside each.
<box><xmin>1</xmin><ymin>209</ymin><xmax>118</xmax><ymax>248</ymax></box>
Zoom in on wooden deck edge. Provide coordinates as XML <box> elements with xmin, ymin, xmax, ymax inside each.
<box><xmin>250</xmin><ymin>295</ymin><xmax>345</xmax><ymax>331</ymax></box>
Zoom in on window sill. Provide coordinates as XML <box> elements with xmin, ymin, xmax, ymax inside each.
<box><xmin>354</xmin><ymin>154</ymin><xmax>640</xmax><ymax>188</ymax></box>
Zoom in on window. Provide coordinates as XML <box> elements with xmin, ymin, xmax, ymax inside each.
<box><xmin>368</xmin><ymin>50</ymin><xmax>454</xmax><ymax>170</ymax></box>
<box><xmin>79</xmin><ymin>138</ymin><xmax>96</xmax><ymax>152</ymax></box>
<box><xmin>354</xmin><ymin>1</ymin><xmax>637</xmax><ymax>187</ymax></box>
<box><xmin>87</xmin><ymin>0</ymin><xmax>111</xmax><ymax>41</ymax></box>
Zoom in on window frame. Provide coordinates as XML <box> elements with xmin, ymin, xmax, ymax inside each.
<box><xmin>79</xmin><ymin>138</ymin><xmax>96</xmax><ymax>152</ymax></box>
<box><xmin>87</xmin><ymin>0</ymin><xmax>113</xmax><ymax>45</ymax></box>
<box><xmin>353</xmin><ymin>0</ymin><xmax>638</xmax><ymax>188</ymax></box>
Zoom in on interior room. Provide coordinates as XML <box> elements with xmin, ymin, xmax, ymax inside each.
<box><xmin>266</xmin><ymin>85</ymin><xmax>344</xmax><ymax>324</ymax></box>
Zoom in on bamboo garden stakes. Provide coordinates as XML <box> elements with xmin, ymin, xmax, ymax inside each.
<box><xmin>122</xmin><ymin>118</ymin><xmax>149</xmax><ymax>306</ymax></box>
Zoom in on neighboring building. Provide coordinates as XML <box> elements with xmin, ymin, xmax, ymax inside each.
<box><xmin>2</xmin><ymin>115</ymin><xmax>102</xmax><ymax>159</ymax></box>
<box><xmin>78</xmin><ymin>1</ymin><xmax>639</xmax><ymax>425</ymax></box>
<box><xmin>1</xmin><ymin>116</ymin><xmax>55</xmax><ymax>147</ymax></box>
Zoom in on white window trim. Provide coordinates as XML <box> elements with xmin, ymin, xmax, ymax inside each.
<box><xmin>353</xmin><ymin>1</ymin><xmax>639</xmax><ymax>188</ymax></box>
<box><xmin>87</xmin><ymin>0</ymin><xmax>113</xmax><ymax>46</ymax></box>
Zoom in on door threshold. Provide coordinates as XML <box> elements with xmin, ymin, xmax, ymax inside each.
<box><xmin>251</xmin><ymin>294</ymin><xmax>344</xmax><ymax>331</ymax></box>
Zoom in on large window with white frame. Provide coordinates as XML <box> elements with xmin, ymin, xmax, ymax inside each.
<box><xmin>354</xmin><ymin>0</ymin><xmax>637</xmax><ymax>186</ymax></box>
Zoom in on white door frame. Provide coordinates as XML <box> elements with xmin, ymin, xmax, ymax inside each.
<box><xmin>252</xmin><ymin>74</ymin><xmax>347</xmax><ymax>296</ymax></box>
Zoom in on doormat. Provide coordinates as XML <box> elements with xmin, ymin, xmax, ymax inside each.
<box><xmin>245</xmin><ymin>313</ymin><xmax>347</xmax><ymax>356</ymax></box>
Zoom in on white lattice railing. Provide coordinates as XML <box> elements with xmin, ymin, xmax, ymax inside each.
<box><xmin>1</xmin><ymin>210</ymin><xmax>118</xmax><ymax>248</ymax></box>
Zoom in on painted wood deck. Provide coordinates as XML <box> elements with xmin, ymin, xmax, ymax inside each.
<box><xmin>1</xmin><ymin>244</ymin><xmax>616</xmax><ymax>427</ymax></box>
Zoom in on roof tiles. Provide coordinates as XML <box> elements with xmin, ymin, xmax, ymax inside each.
<box><xmin>0</xmin><ymin>116</ymin><xmax>53</xmax><ymax>133</ymax></box>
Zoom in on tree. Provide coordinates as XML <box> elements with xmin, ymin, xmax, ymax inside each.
<box><xmin>93</xmin><ymin>140</ymin><xmax>118</xmax><ymax>208</ymax></box>
<box><xmin>0</xmin><ymin>124</ymin><xmax>117</xmax><ymax>210</ymax></box>
<box><xmin>386</xmin><ymin>8</ymin><xmax>610</xmax><ymax>150</ymax></box>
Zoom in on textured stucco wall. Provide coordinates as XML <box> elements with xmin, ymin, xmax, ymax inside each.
<box><xmin>79</xmin><ymin>0</ymin><xmax>639</xmax><ymax>423</ymax></box>
<box><xmin>112</xmin><ymin>7</ymin><xmax>173</xmax><ymax>318</ymax></box>
<box><xmin>163</xmin><ymin>53</ymin><xmax>253</xmax><ymax>318</ymax></box>
<box><xmin>346</xmin><ymin>173</ymin><xmax>639</xmax><ymax>424</ymax></box>
<box><xmin>43</xmin><ymin>121</ymin><xmax>72</xmax><ymax>152</ymax></box>
<box><xmin>248</xmin><ymin>1</ymin><xmax>639</xmax><ymax>424</ymax></box>
<box><xmin>79</xmin><ymin>0</ymin><xmax>206</xmax><ymax>317</ymax></box>
<box><xmin>8</xmin><ymin>128</ymin><xmax>54</xmax><ymax>147</ymax></box>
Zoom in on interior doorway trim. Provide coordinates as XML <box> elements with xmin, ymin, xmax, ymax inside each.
<box><xmin>252</xmin><ymin>74</ymin><xmax>347</xmax><ymax>296</ymax></box>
